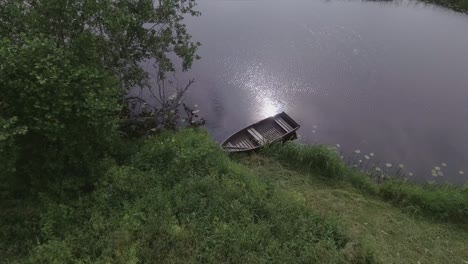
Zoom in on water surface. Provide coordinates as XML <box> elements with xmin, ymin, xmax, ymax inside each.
<box><xmin>179</xmin><ymin>0</ymin><xmax>468</xmax><ymax>183</ymax></box>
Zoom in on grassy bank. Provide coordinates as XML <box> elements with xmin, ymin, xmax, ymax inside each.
<box><xmin>1</xmin><ymin>130</ymin><xmax>373</xmax><ymax>263</ymax></box>
<box><xmin>240</xmin><ymin>155</ymin><xmax>468</xmax><ymax>263</ymax></box>
<box><xmin>262</xmin><ymin>142</ymin><xmax>468</xmax><ymax>225</ymax></box>
<box><xmin>1</xmin><ymin>129</ymin><xmax>467</xmax><ymax>263</ymax></box>
<box><xmin>423</xmin><ymin>0</ymin><xmax>468</xmax><ymax>12</ymax></box>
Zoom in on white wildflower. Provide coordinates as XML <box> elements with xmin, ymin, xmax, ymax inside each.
<box><xmin>434</xmin><ymin>166</ymin><xmax>441</xmax><ymax>171</ymax></box>
<box><xmin>385</xmin><ymin>163</ymin><xmax>392</xmax><ymax>168</ymax></box>
<box><xmin>398</xmin><ymin>164</ymin><xmax>404</xmax><ymax>169</ymax></box>
<box><xmin>354</xmin><ymin>150</ymin><xmax>361</xmax><ymax>154</ymax></box>
<box><xmin>375</xmin><ymin>167</ymin><xmax>382</xmax><ymax>172</ymax></box>
<box><xmin>459</xmin><ymin>171</ymin><xmax>465</xmax><ymax>175</ymax></box>
<box><xmin>369</xmin><ymin>153</ymin><xmax>375</xmax><ymax>157</ymax></box>
<box><xmin>431</xmin><ymin>169</ymin><xmax>438</xmax><ymax>177</ymax></box>
<box><xmin>359</xmin><ymin>160</ymin><xmax>363</xmax><ymax>163</ymax></box>
<box><xmin>336</xmin><ymin>144</ymin><xmax>341</xmax><ymax>148</ymax></box>
<box><xmin>192</xmin><ymin>110</ymin><xmax>200</xmax><ymax>114</ymax></box>
<box><xmin>408</xmin><ymin>172</ymin><xmax>414</xmax><ymax>177</ymax></box>
<box><xmin>364</xmin><ymin>155</ymin><xmax>370</xmax><ymax>160</ymax></box>
<box><xmin>441</xmin><ymin>163</ymin><xmax>447</xmax><ymax>167</ymax></box>
<box><xmin>437</xmin><ymin>170</ymin><xmax>444</xmax><ymax>177</ymax></box>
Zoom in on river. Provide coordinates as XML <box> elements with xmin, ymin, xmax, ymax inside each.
<box><xmin>168</xmin><ymin>0</ymin><xmax>468</xmax><ymax>183</ymax></box>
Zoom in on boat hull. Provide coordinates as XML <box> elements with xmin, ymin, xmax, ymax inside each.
<box><xmin>221</xmin><ymin>112</ymin><xmax>300</xmax><ymax>153</ymax></box>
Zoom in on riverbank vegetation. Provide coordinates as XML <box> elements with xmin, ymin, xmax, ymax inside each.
<box><xmin>423</xmin><ymin>0</ymin><xmax>468</xmax><ymax>12</ymax></box>
<box><xmin>1</xmin><ymin>130</ymin><xmax>376</xmax><ymax>263</ymax></box>
<box><xmin>261</xmin><ymin>143</ymin><xmax>468</xmax><ymax>225</ymax></box>
<box><xmin>2</xmin><ymin>129</ymin><xmax>467</xmax><ymax>263</ymax></box>
<box><xmin>1</xmin><ymin>0</ymin><xmax>468</xmax><ymax>263</ymax></box>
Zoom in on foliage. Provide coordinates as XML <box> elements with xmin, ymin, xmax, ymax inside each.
<box><xmin>0</xmin><ymin>0</ymin><xmax>203</xmax><ymax>189</ymax></box>
<box><xmin>0</xmin><ymin>0</ymin><xmax>200</xmax><ymax>89</ymax></box>
<box><xmin>0</xmin><ymin>37</ymin><xmax>121</xmax><ymax>190</ymax></box>
<box><xmin>1</xmin><ymin>129</ymin><xmax>375</xmax><ymax>263</ymax></box>
<box><xmin>262</xmin><ymin>142</ymin><xmax>346</xmax><ymax>179</ymax></box>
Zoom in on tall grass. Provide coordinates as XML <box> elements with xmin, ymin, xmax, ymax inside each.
<box><xmin>380</xmin><ymin>180</ymin><xmax>468</xmax><ymax>222</ymax></box>
<box><xmin>261</xmin><ymin>142</ymin><xmax>468</xmax><ymax>224</ymax></box>
<box><xmin>1</xmin><ymin>129</ymin><xmax>375</xmax><ymax>263</ymax></box>
<box><xmin>262</xmin><ymin>142</ymin><xmax>346</xmax><ymax>179</ymax></box>
<box><xmin>422</xmin><ymin>0</ymin><xmax>468</xmax><ymax>12</ymax></box>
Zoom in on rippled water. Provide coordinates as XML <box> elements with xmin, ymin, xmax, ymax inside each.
<box><xmin>167</xmin><ymin>0</ymin><xmax>468</xmax><ymax>183</ymax></box>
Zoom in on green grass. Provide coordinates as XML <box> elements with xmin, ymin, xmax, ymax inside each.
<box><xmin>240</xmin><ymin>155</ymin><xmax>468</xmax><ymax>264</ymax></box>
<box><xmin>262</xmin><ymin>142</ymin><xmax>468</xmax><ymax>224</ymax></box>
<box><xmin>1</xmin><ymin>129</ymin><xmax>374</xmax><ymax>263</ymax></box>
<box><xmin>2</xmin><ymin>129</ymin><xmax>467</xmax><ymax>263</ymax></box>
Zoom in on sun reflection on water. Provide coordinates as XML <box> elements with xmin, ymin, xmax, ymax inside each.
<box><xmin>259</xmin><ymin>97</ymin><xmax>281</xmax><ymax>118</ymax></box>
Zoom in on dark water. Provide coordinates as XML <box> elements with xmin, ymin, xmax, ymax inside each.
<box><xmin>168</xmin><ymin>0</ymin><xmax>468</xmax><ymax>183</ymax></box>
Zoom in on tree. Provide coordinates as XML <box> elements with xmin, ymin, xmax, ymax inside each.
<box><xmin>0</xmin><ymin>0</ymin><xmax>200</xmax><ymax>89</ymax></box>
<box><xmin>0</xmin><ymin>37</ymin><xmax>122</xmax><ymax>190</ymax></box>
<box><xmin>0</xmin><ymin>0</ymin><xmax>201</xmax><ymax>189</ymax></box>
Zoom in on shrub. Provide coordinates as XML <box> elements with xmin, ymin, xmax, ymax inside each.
<box><xmin>0</xmin><ymin>37</ymin><xmax>121</xmax><ymax>190</ymax></box>
<box><xmin>131</xmin><ymin>129</ymin><xmax>229</xmax><ymax>186</ymax></box>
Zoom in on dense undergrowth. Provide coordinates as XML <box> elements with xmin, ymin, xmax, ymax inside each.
<box><xmin>1</xmin><ymin>130</ymin><xmax>375</xmax><ymax>263</ymax></box>
<box><xmin>262</xmin><ymin>143</ymin><xmax>468</xmax><ymax>225</ymax></box>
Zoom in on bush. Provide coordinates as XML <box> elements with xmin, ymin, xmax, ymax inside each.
<box><xmin>131</xmin><ymin>129</ymin><xmax>230</xmax><ymax>186</ymax></box>
<box><xmin>0</xmin><ymin>37</ymin><xmax>121</xmax><ymax>190</ymax></box>
<box><xmin>262</xmin><ymin>142</ymin><xmax>346</xmax><ymax>179</ymax></box>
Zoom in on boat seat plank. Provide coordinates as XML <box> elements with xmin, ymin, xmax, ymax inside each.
<box><xmin>278</xmin><ymin>117</ymin><xmax>294</xmax><ymax>131</ymax></box>
<box><xmin>275</xmin><ymin>117</ymin><xmax>293</xmax><ymax>132</ymax></box>
<box><xmin>278</xmin><ymin>117</ymin><xmax>294</xmax><ymax>130</ymax></box>
<box><xmin>274</xmin><ymin>119</ymin><xmax>289</xmax><ymax>132</ymax></box>
<box><xmin>248</xmin><ymin>128</ymin><xmax>266</xmax><ymax>144</ymax></box>
<box><xmin>242</xmin><ymin>139</ymin><xmax>252</xmax><ymax>148</ymax></box>
<box><xmin>238</xmin><ymin>141</ymin><xmax>247</xmax><ymax>148</ymax></box>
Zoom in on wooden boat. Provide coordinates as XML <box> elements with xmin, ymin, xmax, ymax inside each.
<box><xmin>221</xmin><ymin>112</ymin><xmax>300</xmax><ymax>153</ymax></box>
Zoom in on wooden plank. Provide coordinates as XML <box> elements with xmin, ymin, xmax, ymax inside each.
<box><xmin>274</xmin><ymin>118</ymin><xmax>288</xmax><ymax>132</ymax></box>
<box><xmin>238</xmin><ymin>140</ymin><xmax>247</xmax><ymax>148</ymax></box>
<box><xmin>247</xmin><ymin>128</ymin><xmax>265</xmax><ymax>143</ymax></box>
<box><xmin>242</xmin><ymin>139</ymin><xmax>251</xmax><ymax>148</ymax></box>
<box><xmin>274</xmin><ymin>117</ymin><xmax>291</xmax><ymax>132</ymax></box>
<box><xmin>278</xmin><ymin>117</ymin><xmax>294</xmax><ymax>131</ymax></box>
